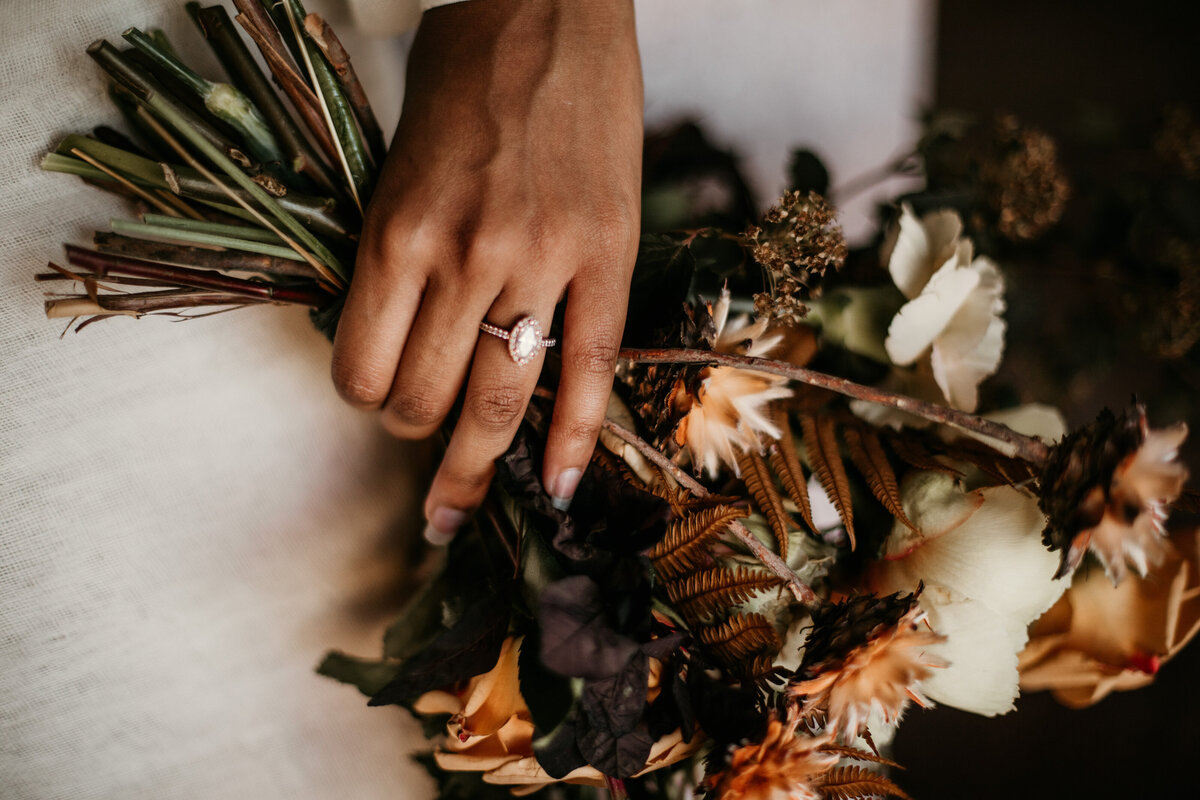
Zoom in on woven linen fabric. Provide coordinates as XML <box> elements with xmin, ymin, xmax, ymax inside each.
<box><xmin>0</xmin><ymin>1</ymin><xmax>932</xmax><ymax>798</ymax></box>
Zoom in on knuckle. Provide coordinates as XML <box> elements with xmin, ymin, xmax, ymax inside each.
<box><xmin>440</xmin><ymin>466</ymin><xmax>493</xmax><ymax>497</ymax></box>
<box><xmin>467</xmin><ymin>386</ymin><xmax>527</xmax><ymax>432</ymax></box>
<box><xmin>330</xmin><ymin>358</ymin><xmax>387</xmax><ymax>409</ymax></box>
<box><xmin>570</xmin><ymin>338</ymin><xmax>620</xmax><ymax>378</ymax></box>
<box><xmin>558</xmin><ymin>418</ymin><xmax>601</xmax><ymax>449</ymax></box>
<box><xmin>383</xmin><ymin>387</ymin><xmax>447</xmax><ymax>434</ymax></box>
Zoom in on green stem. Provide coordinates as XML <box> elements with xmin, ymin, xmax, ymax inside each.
<box><xmin>93</xmin><ymin>231</ymin><xmax>323</xmax><ymax>280</ymax></box>
<box><xmin>283</xmin><ymin>0</ymin><xmax>372</xmax><ymax>210</ymax></box>
<box><xmin>192</xmin><ymin>4</ymin><xmax>338</xmax><ymax>193</ymax></box>
<box><xmin>88</xmin><ymin>39</ymin><xmax>253</xmax><ymax>167</ymax></box>
<box><xmin>111</xmin><ymin>218</ymin><xmax>304</xmax><ymax>261</ymax></box>
<box><xmin>87</xmin><ymin>43</ymin><xmax>345</xmax><ymax>278</ymax></box>
<box><xmin>123</xmin><ymin>26</ymin><xmax>288</xmax><ymax>169</ymax></box>
<box><xmin>140</xmin><ymin>213</ymin><xmax>285</xmax><ymax>244</ymax></box>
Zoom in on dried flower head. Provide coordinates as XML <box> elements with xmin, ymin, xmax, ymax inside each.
<box><xmin>703</xmin><ymin>712</ymin><xmax>838</xmax><ymax>800</ymax></box>
<box><xmin>978</xmin><ymin>115</ymin><xmax>1071</xmax><ymax>242</ymax></box>
<box><xmin>746</xmin><ymin>191</ymin><xmax>847</xmax><ymax>325</ymax></box>
<box><xmin>1040</xmin><ymin>405</ymin><xmax>1190</xmax><ymax>584</ymax></box>
<box><xmin>674</xmin><ymin>289</ymin><xmax>793</xmax><ymax>477</ymax></box>
<box><xmin>788</xmin><ymin>592</ymin><xmax>945</xmax><ymax>740</ymax></box>
<box><xmin>1155</xmin><ymin>105</ymin><xmax>1200</xmax><ymax>180</ymax></box>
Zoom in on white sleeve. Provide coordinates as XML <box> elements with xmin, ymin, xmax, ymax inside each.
<box><xmin>345</xmin><ymin>0</ymin><xmax>474</xmax><ymax>37</ymax></box>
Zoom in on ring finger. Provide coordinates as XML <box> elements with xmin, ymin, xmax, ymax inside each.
<box><xmin>421</xmin><ymin>286</ymin><xmax>559</xmax><ymax>542</ymax></box>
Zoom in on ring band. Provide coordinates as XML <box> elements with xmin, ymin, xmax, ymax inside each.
<box><xmin>479</xmin><ymin>315</ymin><xmax>557</xmax><ymax>365</ymax></box>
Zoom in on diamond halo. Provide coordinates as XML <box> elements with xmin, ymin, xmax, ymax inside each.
<box><xmin>478</xmin><ymin>315</ymin><xmax>557</xmax><ymax>366</ymax></box>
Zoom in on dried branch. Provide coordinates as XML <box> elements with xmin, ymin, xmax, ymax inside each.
<box><xmin>601</xmin><ymin>417</ymin><xmax>818</xmax><ymax>606</ymax></box>
<box><xmin>619</xmin><ymin>348</ymin><xmax>1052</xmax><ymax>465</ymax></box>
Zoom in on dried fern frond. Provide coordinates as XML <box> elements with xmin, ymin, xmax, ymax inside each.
<box><xmin>590</xmin><ymin>445</ymin><xmax>649</xmax><ymax>492</ymax></box>
<box><xmin>738</xmin><ymin>448</ymin><xmax>793</xmax><ymax>558</ymax></box>
<box><xmin>665</xmin><ymin>566</ymin><xmax>782</xmax><ymax>619</ymax></box>
<box><xmin>938</xmin><ymin>435</ymin><xmax>1041</xmax><ymax>487</ymax></box>
<box><xmin>817</xmin><ymin>743</ymin><xmax>903</xmax><ymax>770</ymax></box>
<box><xmin>697</xmin><ymin>612</ymin><xmax>782</xmax><ymax>666</ymax></box>
<box><xmin>801</xmin><ymin>414</ymin><xmax>856</xmax><ymax>548</ymax></box>
<box><xmin>842</xmin><ymin>425</ymin><xmax>918</xmax><ymax>534</ymax></box>
<box><xmin>771</xmin><ymin>408</ymin><xmax>817</xmax><ymax>533</ymax></box>
<box><xmin>818</xmin><ymin>765</ymin><xmax>911</xmax><ymax>800</ymax></box>
<box><xmin>884</xmin><ymin>432</ymin><xmax>961</xmax><ymax>477</ymax></box>
<box><xmin>650</xmin><ymin>503</ymin><xmax>749</xmax><ymax>580</ymax></box>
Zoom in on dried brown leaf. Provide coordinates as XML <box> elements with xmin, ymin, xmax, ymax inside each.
<box><xmin>843</xmin><ymin>425</ymin><xmax>919</xmax><ymax>534</ymax></box>
<box><xmin>738</xmin><ymin>448</ymin><xmax>792</xmax><ymax>559</ymax></box>
<box><xmin>650</xmin><ymin>504</ymin><xmax>749</xmax><ymax>581</ymax></box>
<box><xmin>818</xmin><ymin>765</ymin><xmax>911</xmax><ymax>800</ymax></box>
<box><xmin>817</xmin><ymin>743</ymin><xmax>904</xmax><ymax>770</ymax></box>
<box><xmin>696</xmin><ymin>612</ymin><xmax>782</xmax><ymax>666</ymax></box>
<box><xmin>885</xmin><ymin>432</ymin><xmax>961</xmax><ymax>477</ymax></box>
<box><xmin>664</xmin><ymin>566</ymin><xmax>782</xmax><ymax>620</ymax></box>
<box><xmin>771</xmin><ymin>407</ymin><xmax>817</xmax><ymax>533</ymax></box>
<box><xmin>801</xmin><ymin>414</ymin><xmax>856</xmax><ymax>549</ymax></box>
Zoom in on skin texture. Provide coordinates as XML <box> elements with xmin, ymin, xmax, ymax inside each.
<box><xmin>330</xmin><ymin>0</ymin><xmax>644</xmax><ymax>540</ymax></box>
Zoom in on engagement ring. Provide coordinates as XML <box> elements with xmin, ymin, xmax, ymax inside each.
<box><xmin>479</xmin><ymin>316</ymin><xmax>556</xmax><ymax>365</ymax></box>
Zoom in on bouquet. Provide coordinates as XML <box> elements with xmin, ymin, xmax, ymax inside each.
<box><xmin>37</xmin><ymin>2</ymin><xmax>1200</xmax><ymax>798</ymax></box>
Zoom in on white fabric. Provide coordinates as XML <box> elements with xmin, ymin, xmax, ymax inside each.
<box><xmin>0</xmin><ymin>1</ymin><xmax>933</xmax><ymax>797</ymax></box>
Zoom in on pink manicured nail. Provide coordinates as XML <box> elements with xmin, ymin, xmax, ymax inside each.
<box><xmin>423</xmin><ymin>506</ymin><xmax>468</xmax><ymax>545</ymax></box>
<box><xmin>548</xmin><ymin>468</ymin><xmax>583</xmax><ymax>511</ymax></box>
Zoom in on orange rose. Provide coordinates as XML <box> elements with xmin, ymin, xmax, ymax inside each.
<box><xmin>1019</xmin><ymin>527</ymin><xmax>1200</xmax><ymax>708</ymax></box>
<box><xmin>413</xmin><ymin>636</ymin><xmax>702</xmax><ymax>795</ymax></box>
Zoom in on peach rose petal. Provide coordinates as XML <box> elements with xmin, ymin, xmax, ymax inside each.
<box><xmin>1019</xmin><ymin>527</ymin><xmax>1200</xmax><ymax>708</ymax></box>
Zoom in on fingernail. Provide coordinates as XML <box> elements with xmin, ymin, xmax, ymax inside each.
<box><xmin>423</xmin><ymin>506</ymin><xmax>468</xmax><ymax>546</ymax></box>
<box><xmin>548</xmin><ymin>468</ymin><xmax>583</xmax><ymax>511</ymax></box>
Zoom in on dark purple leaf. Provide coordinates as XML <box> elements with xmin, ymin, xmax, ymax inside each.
<box><xmin>532</xmin><ymin>714</ymin><xmax>589</xmax><ymax>779</ymax></box>
<box><xmin>368</xmin><ymin>595</ymin><xmax>510</xmax><ymax>707</ymax></box>
<box><xmin>581</xmin><ymin>651</ymin><xmax>649</xmax><ymax>736</ymax></box>
<box><xmin>577</xmin><ymin>722</ymin><xmax>656</xmax><ymax>779</ymax></box>
<box><xmin>539</xmin><ymin>576</ymin><xmax>639</xmax><ymax>680</ymax></box>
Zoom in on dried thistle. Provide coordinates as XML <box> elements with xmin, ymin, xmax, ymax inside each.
<box><xmin>788</xmin><ymin>592</ymin><xmax>944</xmax><ymax>741</ymax></box>
<box><xmin>1039</xmin><ymin>404</ymin><xmax>1190</xmax><ymax>584</ymax></box>
<box><xmin>702</xmin><ymin>712</ymin><xmax>839</xmax><ymax>800</ymax></box>
<box><xmin>745</xmin><ymin>191</ymin><xmax>847</xmax><ymax>325</ymax></box>
<box><xmin>978</xmin><ymin>114</ymin><xmax>1071</xmax><ymax>242</ymax></box>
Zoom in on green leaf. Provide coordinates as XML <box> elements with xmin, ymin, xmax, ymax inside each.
<box><xmin>316</xmin><ymin>651</ymin><xmax>401</xmax><ymax>697</ymax></box>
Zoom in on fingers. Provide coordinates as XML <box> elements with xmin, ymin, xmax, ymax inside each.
<box><xmin>330</xmin><ymin>239</ymin><xmax>423</xmax><ymax>410</ymax></box>
<box><xmin>422</xmin><ymin>289</ymin><xmax>559</xmax><ymax>543</ymax></box>
<box><xmin>541</xmin><ymin>271</ymin><xmax>630</xmax><ymax>510</ymax></box>
<box><xmin>382</xmin><ymin>276</ymin><xmax>498</xmax><ymax>440</ymax></box>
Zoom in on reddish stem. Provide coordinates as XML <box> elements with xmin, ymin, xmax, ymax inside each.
<box><xmin>63</xmin><ymin>245</ymin><xmax>331</xmax><ymax>308</ymax></box>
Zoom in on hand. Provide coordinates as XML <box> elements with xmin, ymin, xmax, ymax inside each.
<box><xmin>331</xmin><ymin>0</ymin><xmax>644</xmax><ymax>542</ymax></box>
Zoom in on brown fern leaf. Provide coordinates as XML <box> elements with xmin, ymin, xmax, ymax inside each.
<box><xmin>801</xmin><ymin>414</ymin><xmax>857</xmax><ymax>549</ymax></box>
<box><xmin>664</xmin><ymin>566</ymin><xmax>783</xmax><ymax>619</ymax></box>
<box><xmin>590</xmin><ymin>446</ymin><xmax>649</xmax><ymax>492</ymax></box>
<box><xmin>770</xmin><ymin>406</ymin><xmax>817</xmax><ymax>533</ymax></box>
<box><xmin>650</xmin><ymin>504</ymin><xmax>749</xmax><ymax>580</ymax></box>
<box><xmin>938</xmin><ymin>436</ymin><xmax>1041</xmax><ymax>488</ymax></box>
<box><xmin>817</xmin><ymin>743</ymin><xmax>903</xmax><ymax>770</ymax></box>
<box><xmin>737</xmin><ymin>448</ymin><xmax>792</xmax><ymax>559</ymax></box>
<box><xmin>696</xmin><ymin>612</ymin><xmax>781</xmax><ymax>664</ymax></box>
<box><xmin>818</xmin><ymin>766</ymin><xmax>911</xmax><ymax>800</ymax></box>
<box><xmin>843</xmin><ymin>425</ymin><xmax>919</xmax><ymax>534</ymax></box>
<box><xmin>885</xmin><ymin>432</ymin><xmax>961</xmax><ymax>477</ymax></box>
